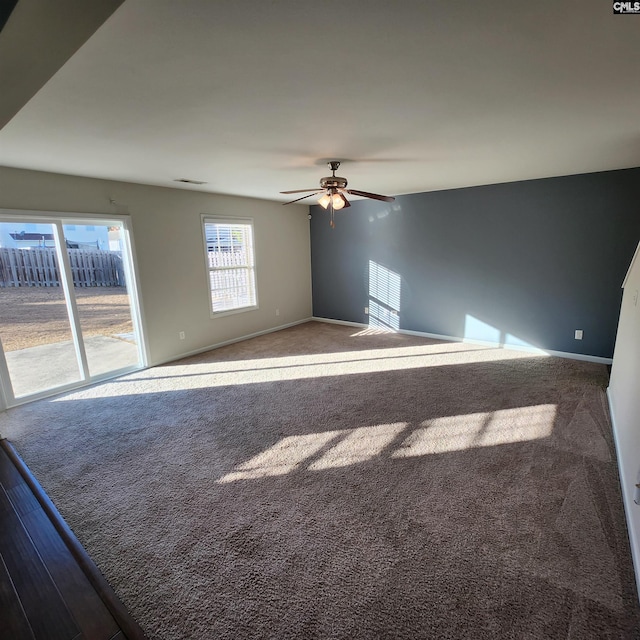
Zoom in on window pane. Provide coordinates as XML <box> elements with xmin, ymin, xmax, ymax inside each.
<box><xmin>0</xmin><ymin>222</ymin><xmax>82</xmax><ymax>398</ymax></box>
<box><xmin>63</xmin><ymin>222</ymin><xmax>140</xmax><ymax>377</ymax></box>
<box><xmin>203</xmin><ymin>219</ymin><xmax>256</xmax><ymax>314</ymax></box>
<box><xmin>207</xmin><ymin>247</ymin><xmax>248</xmax><ymax>269</ymax></box>
<box><xmin>209</xmin><ymin>268</ymin><xmax>255</xmax><ymax>312</ymax></box>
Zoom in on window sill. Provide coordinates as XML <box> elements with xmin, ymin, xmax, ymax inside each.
<box><xmin>210</xmin><ymin>304</ymin><xmax>259</xmax><ymax>320</ymax></box>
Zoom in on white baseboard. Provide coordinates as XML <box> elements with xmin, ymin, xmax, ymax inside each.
<box><xmin>155</xmin><ymin>315</ymin><xmax>613</xmax><ymax>368</ymax></box>
<box><xmin>543</xmin><ymin>348</ymin><xmax>612</xmax><ymax>364</ymax></box>
<box><xmin>310</xmin><ymin>317</ymin><xmax>367</xmax><ymax>329</ymax></box>
<box><xmin>606</xmin><ymin>387</ymin><xmax>640</xmax><ymax>603</ymax></box>
<box><xmin>311</xmin><ymin>317</ymin><xmax>613</xmax><ymax>365</ymax></box>
<box><xmin>153</xmin><ymin>317</ymin><xmax>314</xmax><ymax>367</ymax></box>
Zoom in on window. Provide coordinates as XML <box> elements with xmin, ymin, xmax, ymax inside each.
<box><xmin>202</xmin><ymin>217</ymin><xmax>257</xmax><ymax>315</ymax></box>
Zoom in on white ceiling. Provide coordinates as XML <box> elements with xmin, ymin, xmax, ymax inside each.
<box><xmin>1</xmin><ymin>0</ymin><xmax>639</xmax><ymax>203</ymax></box>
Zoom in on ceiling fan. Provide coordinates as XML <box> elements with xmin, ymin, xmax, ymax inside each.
<box><xmin>280</xmin><ymin>161</ymin><xmax>395</xmax><ymax>227</ymax></box>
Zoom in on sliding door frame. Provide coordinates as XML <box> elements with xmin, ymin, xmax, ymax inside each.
<box><xmin>0</xmin><ymin>209</ymin><xmax>148</xmax><ymax>408</ymax></box>
<box><xmin>0</xmin><ymin>339</ymin><xmax>9</xmax><ymax>411</ymax></box>
<box><xmin>54</xmin><ymin>220</ymin><xmax>91</xmax><ymax>384</ymax></box>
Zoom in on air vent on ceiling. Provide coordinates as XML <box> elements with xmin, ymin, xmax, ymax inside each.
<box><xmin>174</xmin><ymin>178</ymin><xmax>208</xmax><ymax>185</ymax></box>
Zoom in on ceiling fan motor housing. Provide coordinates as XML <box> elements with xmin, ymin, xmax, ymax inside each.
<box><xmin>320</xmin><ymin>175</ymin><xmax>348</xmax><ymax>189</ymax></box>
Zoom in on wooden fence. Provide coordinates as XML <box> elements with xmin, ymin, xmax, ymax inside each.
<box><xmin>0</xmin><ymin>248</ymin><xmax>125</xmax><ymax>288</ymax></box>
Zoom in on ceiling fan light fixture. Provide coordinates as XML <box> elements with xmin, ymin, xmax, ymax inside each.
<box><xmin>332</xmin><ymin>192</ymin><xmax>346</xmax><ymax>210</ymax></box>
<box><xmin>318</xmin><ymin>193</ymin><xmax>331</xmax><ymax>209</ymax></box>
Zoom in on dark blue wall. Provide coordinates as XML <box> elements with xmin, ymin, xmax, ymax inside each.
<box><xmin>310</xmin><ymin>167</ymin><xmax>640</xmax><ymax>358</ymax></box>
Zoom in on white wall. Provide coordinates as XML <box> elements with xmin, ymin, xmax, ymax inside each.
<box><xmin>0</xmin><ymin>166</ymin><xmax>312</xmax><ymax>366</ymax></box>
<box><xmin>608</xmin><ymin>240</ymin><xmax>640</xmax><ymax>594</ymax></box>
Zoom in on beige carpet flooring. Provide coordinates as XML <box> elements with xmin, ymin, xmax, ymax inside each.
<box><xmin>1</xmin><ymin>321</ymin><xmax>638</xmax><ymax>639</ymax></box>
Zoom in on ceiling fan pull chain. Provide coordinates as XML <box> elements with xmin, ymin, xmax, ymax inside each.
<box><xmin>330</xmin><ymin>206</ymin><xmax>335</xmax><ymax>228</ymax></box>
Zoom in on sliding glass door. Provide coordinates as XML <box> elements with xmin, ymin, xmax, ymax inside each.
<box><xmin>0</xmin><ymin>214</ymin><xmax>145</xmax><ymax>407</ymax></box>
<box><xmin>0</xmin><ymin>221</ymin><xmax>82</xmax><ymax>399</ymax></box>
<box><xmin>63</xmin><ymin>222</ymin><xmax>140</xmax><ymax>378</ymax></box>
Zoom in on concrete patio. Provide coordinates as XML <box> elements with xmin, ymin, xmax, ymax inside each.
<box><xmin>4</xmin><ymin>335</ymin><xmax>139</xmax><ymax>399</ymax></box>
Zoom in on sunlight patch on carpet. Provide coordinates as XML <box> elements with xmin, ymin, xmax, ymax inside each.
<box><xmin>51</xmin><ymin>343</ymin><xmax>549</xmax><ymax>401</ymax></box>
<box><xmin>392</xmin><ymin>404</ymin><xmax>557</xmax><ymax>457</ymax></box>
<box><xmin>217</xmin><ymin>431</ymin><xmax>342</xmax><ymax>482</ymax></box>
<box><xmin>217</xmin><ymin>407</ymin><xmax>556</xmax><ymax>483</ymax></box>
<box><xmin>309</xmin><ymin>422</ymin><xmax>407</xmax><ymax>471</ymax></box>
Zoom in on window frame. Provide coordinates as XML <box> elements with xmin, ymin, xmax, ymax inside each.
<box><xmin>201</xmin><ymin>215</ymin><xmax>259</xmax><ymax>318</ymax></box>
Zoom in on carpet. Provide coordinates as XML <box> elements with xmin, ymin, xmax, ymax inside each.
<box><xmin>1</xmin><ymin>321</ymin><xmax>638</xmax><ymax>639</ymax></box>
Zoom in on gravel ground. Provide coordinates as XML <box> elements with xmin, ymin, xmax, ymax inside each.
<box><xmin>0</xmin><ymin>286</ymin><xmax>134</xmax><ymax>352</ymax></box>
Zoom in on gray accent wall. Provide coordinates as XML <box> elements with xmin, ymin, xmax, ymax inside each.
<box><xmin>310</xmin><ymin>167</ymin><xmax>640</xmax><ymax>358</ymax></box>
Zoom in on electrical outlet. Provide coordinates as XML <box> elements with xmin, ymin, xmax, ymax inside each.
<box><xmin>275</xmin><ymin>308</ymin><xmax>280</xmax><ymax>316</ymax></box>
<box><xmin>574</xmin><ymin>329</ymin><xmax>583</xmax><ymax>340</ymax></box>
<box><xmin>364</xmin><ymin>306</ymin><xmax>369</xmax><ymax>315</ymax></box>
<box><xmin>179</xmin><ymin>331</ymin><xmax>185</xmax><ymax>340</ymax></box>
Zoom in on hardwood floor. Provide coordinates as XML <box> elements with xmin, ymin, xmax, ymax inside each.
<box><xmin>0</xmin><ymin>439</ymin><xmax>146</xmax><ymax>640</ymax></box>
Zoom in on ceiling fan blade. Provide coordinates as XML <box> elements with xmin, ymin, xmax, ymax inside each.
<box><xmin>346</xmin><ymin>189</ymin><xmax>395</xmax><ymax>203</ymax></box>
<box><xmin>282</xmin><ymin>191</ymin><xmax>323</xmax><ymax>205</ymax></box>
<box><xmin>280</xmin><ymin>189</ymin><xmax>321</xmax><ymax>194</ymax></box>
